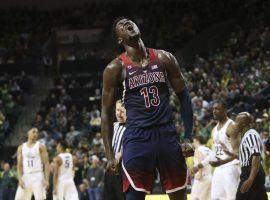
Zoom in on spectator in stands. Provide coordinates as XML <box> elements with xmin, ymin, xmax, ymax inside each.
<box><xmin>66</xmin><ymin>125</ymin><xmax>81</xmax><ymax>145</ymax></box>
<box><xmin>90</xmin><ymin>105</ymin><xmax>100</xmax><ymax>119</ymax></box>
<box><xmin>59</xmin><ymin>89</ymin><xmax>71</xmax><ymax>102</ymax></box>
<box><xmin>92</xmin><ymin>133</ymin><xmax>103</xmax><ymax>146</ymax></box>
<box><xmin>0</xmin><ymin>163</ymin><xmax>17</xmax><ymax>200</ymax></box>
<box><xmin>9</xmin><ymin>81</ymin><xmax>21</xmax><ymax>92</ymax></box>
<box><xmin>89</xmin><ymin>112</ymin><xmax>101</xmax><ymax>133</ymax></box>
<box><xmin>79</xmin><ymin>183</ymin><xmax>90</xmax><ymax>200</ymax></box>
<box><xmin>87</xmin><ymin>155</ymin><xmax>104</xmax><ymax>200</ymax></box>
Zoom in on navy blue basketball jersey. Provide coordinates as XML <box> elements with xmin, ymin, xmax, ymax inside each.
<box><xmin>120</xmin><ymin>48</ymin><xmax>173</xmax><ymax>128</ymax></box>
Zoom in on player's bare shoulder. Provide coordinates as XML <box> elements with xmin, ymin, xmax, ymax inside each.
<box><xmin>155</xmin><ymin>50</ymin><xmax>175</xmax><ymax>64</ymax></box>
<box><xmin>155</xmin><ymin>49</ymin><xmax>180</xmax><ymax>71</ymax></box>
<box><xmin>17</xmin><ymin>144</ymin><xmax>23</xmax><ymax>151</ymax></box>
<box><xmin>17</xmin><ymin>144</ymin><xmax>23</xmax><ymax>156</ymax></box>
<box><xmin>39</xmin><ymin>143</ymin><xmax>47</xmax><ymax>152</ymax></box>
<box><xmin>103</xmin><ymin>58</ymin><xmax>125</xmax><ymax>85</ymax></box>
<box><xmin>53</xmin><ymin>155</ymin><xmax>62</xmax><ymax>166</ymax></box>
<box><xmin>105</xmin><ymin>58</ymin><xmax>124</xmax><ymax>75</ymax></box>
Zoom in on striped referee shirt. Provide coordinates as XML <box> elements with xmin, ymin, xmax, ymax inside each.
<box><xmin>112</xmin><ymin>122</ymin><xmax>126</xmax><ymax>155</ymax></box>
<box><xmin>239</xmin><ymin>129</ymin><xmax>264</xmax><ymax>167</ymax></box>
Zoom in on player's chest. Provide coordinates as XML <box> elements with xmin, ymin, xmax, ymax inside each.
<box><xmin>125</xmin><ymin>65</ymin><xmax>166</xmax><ymax>90</ymax></box>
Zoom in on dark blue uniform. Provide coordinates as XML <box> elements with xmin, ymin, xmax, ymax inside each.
<box><xmin>120</xmin><ymin>48</ymin><xmax>187</xmax><ymax>193</ymax></box>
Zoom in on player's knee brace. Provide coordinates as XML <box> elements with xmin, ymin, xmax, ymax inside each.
<box><xmin>125</xmin><ymin>186</ymin><xmax>146</xmax><ymax>200</ymax></box>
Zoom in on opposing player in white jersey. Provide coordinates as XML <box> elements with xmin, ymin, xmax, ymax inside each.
<box><xmin>191</xmin><ymin>135</ymin><xmax>212</xmax><ymax>200</ymax></box>
<box><xmin>15</xmin><ymin>127</ymin><xmax>50</xmax><ymax>200</ymax></box>
<box><xmin>53</xmin><ymin>140</ymin><xmax>79</xmax><ymax>200</ymax></box>
<box><xmin>209</xmin><ymin>101</ymin><xmax>240</xmax><ymax>200</ymax></box>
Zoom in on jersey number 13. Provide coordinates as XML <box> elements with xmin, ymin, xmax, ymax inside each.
<box><xmin>140</xmin><ymin>86</ymin><xmax>160</xmax><ymax>108</ymax></box>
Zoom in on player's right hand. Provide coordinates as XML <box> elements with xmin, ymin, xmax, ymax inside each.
<box><xmin>19</xmin><ymin>178</ymin><xmax>25</xmax><ymax>189</ymax></box>
<box><xmin>106</xmin><ymin>158</ymin><xmax>119</xmax><ymax>175</ymax></box>
<box><xmin>181</xmin><ymin>141</ymin><xmax>194</xmax><ymax>157</ymax></box>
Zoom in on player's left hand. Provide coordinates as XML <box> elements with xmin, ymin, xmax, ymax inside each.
<box><xmin>53</xmin><ymin>188</ymin><xmax>57</xmax><ymax>196</ymax></box>
<box><xmin>43</xmin><ymin>179</ymin><xmax>49</xmax><ymax>190</ymax></box>
<box><xmin>209</xmin><ymin>157</ymin><xmax>224</xmax><ymax>167</ymax></box>
<box><xmin>240</xmin><ymin>178</ymin><xmax>253</xmax><ymax>193</ymax></box>
<box><xmin>181</xmin><ymin>140</ymin><xmax>194</xmax><ymax>157</ymax></box>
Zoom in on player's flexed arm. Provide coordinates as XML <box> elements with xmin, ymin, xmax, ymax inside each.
<box><xmin>17</xmin><ymin>145</ymin><xmax>25</xmax><ymax>189</ymax></box>
<box><xmin>101</xmin><ymin>59</ymin><xmax>123</xmax><ymax>173</ymax></box>
<box><xmin>40</xmin><ymin>144</ymin><xmax>50</xmax><ymax>189</ymax></box>
<box><xmin>157</xmin><ymin>50</ymin><xmax>194</xmax><ymax>156</ymax></box>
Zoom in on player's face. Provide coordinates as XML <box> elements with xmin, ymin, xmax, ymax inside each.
<box><xmin>115</xmin><ymin>102</ymin><xmax>126</xmax><ymax>123</ymax></box>
<box><xmin>115</xmin><ymin>19</ymin><xmax>140</xmax><ymax>44</ymax></box>
<box><xmin>28</xmin><ymin>128</ymin><xmax>39</xmax><ymax>141</ymax></box>
<box><xmin>212</xmin><ymin>103</ymin><xmax>225</xmax><ymax>120</ymax></box>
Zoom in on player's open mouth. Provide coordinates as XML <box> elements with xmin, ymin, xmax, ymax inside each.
<box><xmin>127</xmin><ymin>25</ymin><xmax>133</xmax><ymax>31</ymax></box>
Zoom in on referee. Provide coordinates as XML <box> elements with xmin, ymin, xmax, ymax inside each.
<box><xmin>103</xmin><ymin>100</ymin><xmax>126</xmax><ymax>200</ymax></box>
<box><xmin>235</xmin><ymin>112</ymin><xmax>268</xmax><ymax>200</ymax></box>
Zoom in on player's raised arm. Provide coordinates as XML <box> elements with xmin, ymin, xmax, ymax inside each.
<box><xmin>101</xmin><ymin>59</ymin><xmax>123</xmax><ymax>170</ymax></box>
<box><xmin>40</xmin><ymin>144</ymin><xmax>50</xmax><ymax>189</ymax></box>
<box><xmin>157</xmin><ymin>50</ymin><xmax>193</xmax><ymax>140</ymax></box>
<box><xmin>17</xmin><ymin>145</ymin><xmax>24</xmax><ymax>189</ymax></box>
<box><xmin>53</xmin><ymin>156</ymin><xmax>62</xmax><ymax>196</ymax></box>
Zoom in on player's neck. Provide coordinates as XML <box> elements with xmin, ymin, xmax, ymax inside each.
<box><xmin>27</xmin><ymin>140</ymin><xmax>36</xmax><ymax>146</ymax></box>
<box><xmin>241</xmin><ymin>126</ymin><xmax>252</xmax><ymax>136</ymax></box>
<box><xmin>125</xmin><ymin>38</ymin><xmax>147</xmax><ymax>63</ymax></box>
<box><xmin>218</xmin><ymin>116</ymin><xmax>228</xmax><ymax>125</ymax></box>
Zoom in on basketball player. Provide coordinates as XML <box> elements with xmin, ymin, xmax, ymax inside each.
<box><xmin>103</xmin><ymin>100</ymin><xmax>126</xmax><ymax>200</ymax></box>
<box><xmin>193</xmin><ymin>101</ymin><xmax>240</xmax><ymax>200</ymax></box>
<box><xmin>53</xmin><ymin>140</ymin><xmax>79</xmax><ymax>200</ymax></box>
<box><xmin>15</xmin><ymin>127</ymin><xmax>49</xmax><ymax>200</ymax></box>
<box><xmin>191</xmin><ymin>135</ymin><xmax>212</xmax><ymax>200</ymax></box>
<box><xmin>102</xmin><ymin>17</ymin><xmax>194</xmax><ymax>200</ymax></box>
<box><xmin>222</xmin><ymin>112</ymin><xmax>268</xmax><ymax>200</ymax></box>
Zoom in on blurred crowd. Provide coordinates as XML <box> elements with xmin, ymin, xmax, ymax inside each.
<box><xmin>0</xmin><ymin>71</ymin><xmax>32</xmax><ymax>147</ymax></box>
<box><xmin>1</xmin><ymin>0</ymin><xmax>268</xmax><ymax>63</ymax></box>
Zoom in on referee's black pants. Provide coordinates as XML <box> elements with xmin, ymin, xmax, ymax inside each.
<box><xmin>103</xmin><ymin>163</ymin><xmax>124</xmax><ymax>200</ymax></box>
<box><xmin>236</xmin><ymin>165</ymin><xmax>268</xmax><ymax>200</ymax></box>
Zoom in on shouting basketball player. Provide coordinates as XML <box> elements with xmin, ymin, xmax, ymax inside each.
<box><xmin>101</xmin><ymin>17</ymin><xmax>194</xmax><ymax>200</ymax></box>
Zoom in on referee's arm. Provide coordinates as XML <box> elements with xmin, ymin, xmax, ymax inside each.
<box><xmin>240</xmin><ymin>134</ymin><xmax>262</xmax><ymax>193</ymax></box>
